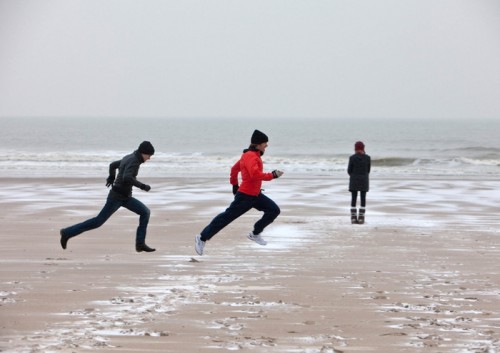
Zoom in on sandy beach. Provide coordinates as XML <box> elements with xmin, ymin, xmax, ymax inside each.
<box><xmin>1</xmin><ymin>176</ymin><xmax>499</xmax><ymax>353</ymax></box>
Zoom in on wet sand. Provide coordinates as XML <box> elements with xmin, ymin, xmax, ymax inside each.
<box><xmin>1</xmin><ymin>177</ymin><xmax>499</xmax><ymax>352</ymax></box>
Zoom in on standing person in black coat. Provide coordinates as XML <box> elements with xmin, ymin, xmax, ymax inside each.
<box><xmin>59</xmin><ymin>141</ymin><xmax>156</xmax><ymax>253</ymax></box>
<box><xmin>348</xmin><ymin>141</ymin><xmax>371</xmax><ymax>224</ymax></box>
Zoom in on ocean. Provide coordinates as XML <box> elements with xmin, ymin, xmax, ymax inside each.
<box><xmin>0</xmin><ymin>117</ymin><xmax>498</xmax><ymax>178</ymax></box>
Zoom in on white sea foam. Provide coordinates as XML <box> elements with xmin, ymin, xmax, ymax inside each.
<box><xmin>1</xmin><ymin>117</ymin><xmax>499</xmax><ymax>178</ymax></box>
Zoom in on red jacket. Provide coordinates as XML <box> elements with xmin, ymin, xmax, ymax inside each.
<box><xmin>230</xmin><ymin>150</ymin><xmax>274</xmax><ymax>196</ymax></box>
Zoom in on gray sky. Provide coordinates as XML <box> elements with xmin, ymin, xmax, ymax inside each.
<box><xmin>1</xmin><ymin>0</ymin><xmax>499</xmax><ymax>120</ymax></box>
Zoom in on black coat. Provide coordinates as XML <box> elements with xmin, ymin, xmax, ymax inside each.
<box><xmin>109</xmin><ymin>150</ymin><xmax>146</xmax><ymax>198</ymax></box>
<box><xmin>348</xmin><ymin>153</ymin><xmax>371</xmax><ymax>192</ymax></box>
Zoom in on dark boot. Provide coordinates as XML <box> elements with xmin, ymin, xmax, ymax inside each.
<box><xmin>350</xmin><ymin>208</ymin><xmax>358</xmax><ymax>224</ymax></box>
<box><xmin>136</xmin><ymin>243</ymin><xmax>156</xmax><ymax>252</ymax></box>
<box><xmin>358</xmin><ymin>207</ymin><xmax>365</xmax><ymax>224</ymax></box>
<box><xmin>60</xmin><ymin>229</ymin><xmax>69</xmax><ymax>250</ymax></box>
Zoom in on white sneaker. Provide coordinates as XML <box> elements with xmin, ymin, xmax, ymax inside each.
<box><xmin>247</xmin><ymin>231</ymin><xmax>267</xmax><ymax>246</ymax></box>
<box><xmin>195</xmin><ymin>235</ymin><xmax>205</xmax><ymax>255</ymax></box>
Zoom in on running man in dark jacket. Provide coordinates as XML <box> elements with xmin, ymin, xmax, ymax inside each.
<box><xmin>348</xmin><ymin>141</ymin><xmax>371</xmax><ymax>224</ymax></box>
<box><xmin>195</xmin><ymin>130</ymin><xmax>283</xmax><ymax>256</ymax></box>
<box><xmin>60</xmin><ymin>141</ymin><xmax>156</xmax><ymax>252</ymax></box>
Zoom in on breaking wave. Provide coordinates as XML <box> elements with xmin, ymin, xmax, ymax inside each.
<box><xmin>0</xmin><ymin>151</ymin><xmax>498</xmax><ymax>178</ymax></box>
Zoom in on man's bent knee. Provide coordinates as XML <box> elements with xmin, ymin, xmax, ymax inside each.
<box><xmin>139</xmin><ymin>207</ymin><xmax>151</xmax><ymax>221</ymax></box>
<box><xmin>267</xmin><ymin>206</ymin><xmax>280</xmax><ymax>219</ymax></box>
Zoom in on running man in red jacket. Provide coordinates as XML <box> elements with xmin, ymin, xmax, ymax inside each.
<box><xmin>195</xmin><ymin>130</ymin><xmax>283</xmax><ymax>255</ymax></box>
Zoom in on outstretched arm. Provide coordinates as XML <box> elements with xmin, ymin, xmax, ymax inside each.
<box><xmin>247</xmin><ymin>157</ymin><xmax>275</xmax><ymax>181</ymax></box>
<box><xmin>122</xmin><ymin>160</ymin><xmax>150</xmax><ymax>191</ymax></box>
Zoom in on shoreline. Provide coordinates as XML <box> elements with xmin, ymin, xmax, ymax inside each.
<box><xmin>1</xmin><ymin>172</ymin><xmax>499</xmax><ymax>181</ymax></box>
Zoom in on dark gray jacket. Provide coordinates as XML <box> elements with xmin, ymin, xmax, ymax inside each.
<box><xmin>348</xmin><ymin>153</ymin><xmax>371</xmax><ymax>192</ymax></box>
<box><xmin>109</xmin><ymin>150</ymin><xmax>147</xmax><ymax>198</ymax></box>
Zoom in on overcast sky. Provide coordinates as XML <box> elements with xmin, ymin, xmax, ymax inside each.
<box><xmin>1</xmin><ymin>0</ymin><xmax>499</xmax><ymax>120</ymax></box>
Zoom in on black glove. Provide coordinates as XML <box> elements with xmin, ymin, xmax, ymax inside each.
<box><xmin>106</xmin><ymin>176</ymin><xmax>115</xmax><ymax>187</ymax></box>
<box><xmin>232</xmin><ymin>184</ymin><xmax>239</xmax><ymax>195</ymax></box>
<box><xmin>140</xmin><ymin>184</ymin><xmax>151</xmax><ymax>192</ymax></box>
<box><xmin>272</xmin><ymin>170</ymin><xmax>284</xmax><ymax>179</ymax></box>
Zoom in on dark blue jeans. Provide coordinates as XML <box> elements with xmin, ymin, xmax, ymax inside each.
<box><xmin>200</xmin><ymin>192</ymin><xmax>280</xmax><ymax>241</ymax></box>
<box><xmin>62</xmin><ymin>193</ymin><xmax>151</xmax><ymax>244</ymax></box>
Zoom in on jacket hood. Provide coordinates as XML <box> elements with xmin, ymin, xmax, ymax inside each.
<box><xmin>243</xmin><ymin>146</ymin><xmax>264</xmax><ymax>156</ymax></box>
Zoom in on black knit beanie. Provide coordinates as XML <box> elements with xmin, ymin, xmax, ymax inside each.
<box><xmin>138</xmin><ymin>141</ymin><xmax>155</xmax><ymax>155</ymax></box>
<box><xmin>251</xmin><ymin>130</ymin><xmax>269</xmax><ymax>144</ymax></box>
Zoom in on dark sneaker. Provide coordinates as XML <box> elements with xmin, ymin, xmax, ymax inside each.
<box><xmin>60</xmin><ymin>229</ymin><xmax>69</xmax><ymax>250</ymax></box>
<box><xmin>136</xmin><ymin>243</ymin><xmax>156</xmax><ymax>252</ymax></box>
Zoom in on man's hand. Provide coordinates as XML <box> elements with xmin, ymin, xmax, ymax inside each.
<box><xmin>140</xmin><ymin>184</ymin><xmax>151</xmax><ymax>192</ymax></box>
<box><xmin>106</xmin><ymin>176</ymin><xmax>115</xmax><ymax>187</ymax></box>
<box><xmin>272</xmin><ymin>170</ymin><xmax>284</xmax><ymax>179</ymax></box>
<box><xmin>232</xmin><ymin>184</ymin><xmax>239</xmax><ymax>195</ymax></box>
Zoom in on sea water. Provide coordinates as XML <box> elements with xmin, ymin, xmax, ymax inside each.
<box><xmin>0</xmin><ymin>117</ymin><xmax>498</xmax><ymax>178</ymax></box>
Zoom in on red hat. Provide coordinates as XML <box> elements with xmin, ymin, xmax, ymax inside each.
<box><xmin>354</xmin><ymin>141</ymin><xmax>365</xmax><ymax>151</ymax></box>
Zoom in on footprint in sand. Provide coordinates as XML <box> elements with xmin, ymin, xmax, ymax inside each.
<box><xmin>381</xmin><ymin>332</ymin><xmax>407</xmax><ymax>336</ymax></box>
<box><xmin>320</xmin><ymin>346</ymin><xmax>344</xmax><ymax>353</ymax></box>
<box><xmin>371</xmin><ymin>290</ymin><xmax>389</xmax><ymax>299</ymax></box>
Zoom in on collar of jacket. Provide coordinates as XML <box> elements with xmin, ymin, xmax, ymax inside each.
<box><xmin>134</xmin><ymin>150</ymin><xmax>146</xmax><ymax>163</ymax></box>
<box><xmin>243</xmin><ymin>146</ymin><xmax>264</xmax><ymax>156</ymax></box>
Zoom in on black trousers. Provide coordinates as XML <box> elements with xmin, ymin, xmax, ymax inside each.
<box><xmin>200</xmin><ymin>192</ymin><xmax>280</xmax><ymax>242</ymax></box>
<box><xmin>350</xmin><ymin>191</ymin><xmax>366</xmax><ymax>208</ymax></box>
